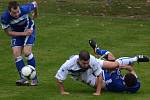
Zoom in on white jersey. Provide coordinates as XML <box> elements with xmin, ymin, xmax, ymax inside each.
<box><xmin>55</xmin><ymin>55</ymin><xmax>104</xmax><ymax>86</ymax></box>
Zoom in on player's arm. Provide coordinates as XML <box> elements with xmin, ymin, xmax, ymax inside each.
<box><xmin>120</xmin><ymin>65</ymin><xmax>137</xmax><ymax>77</ymax></box>
<box><xmin>1</xmin><ymin>16</ymin><xmax>32</xmax><ymax>36</ymax></box>
<box><xmin>55</xmin><ymin>60</ymin><xmax>71</xmax><ymax>95</ymax></box>
<box><xmin>56</xmin><ymin>79</ymin><xmax>69</xmax><ymax>95</ymax></box>
<box><xmin>92</xmin><ymin>59</ymin><xmax>103</xmax><ymax>96</ymax></box>
<box><xmin>23</xmin><ymin>1</ymin><xmax>38</xmax><ymax>19</ymax></box>
<box><xmin>93</xmin><ymin>74</ymin><xmax>103</xmax><ymax>96</ymax></box>
<box><xmin>4</xmin><ymin>27</ymin><xmax>32</xmax><ymax>36</ymax></box>
<box><xmin>31</xmin><ymin>1</ymin><xmax>38</xmax><ymax>19</ymax></box>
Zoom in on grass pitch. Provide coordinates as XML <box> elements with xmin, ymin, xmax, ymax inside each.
<box><xmin>0</xmin><ymin>0</ymin><xmax>150</xmax><ymax>100</ymax></box>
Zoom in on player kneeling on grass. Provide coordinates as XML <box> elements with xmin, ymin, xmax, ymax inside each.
<box><xmin>89</xmin><ymin>39</ymin><xmax>149</xmax><ymax>93</ymax></box>
<box><xmin>55</xmin><ymin>50</ymin><xmax>149</xmax><ymax>95</ymax></box>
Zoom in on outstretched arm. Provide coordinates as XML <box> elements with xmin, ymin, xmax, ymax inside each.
<box><xmin>55</xmin><ymin>59</ymin><xmax>71</xmax><ymax>95</ymax></box>
<box><xmin>93</xmin><ymin>74</ymin><xmax>103</xmax><ymax>96</ymax></box>
<box><xmin>56</xmin><ymin>79</ymin><xmax>70</xmax><ymax>95</ymax></box>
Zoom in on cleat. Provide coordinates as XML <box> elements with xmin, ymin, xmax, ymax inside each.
<box><xmin>30</xmin><ymin>79</ymin><xmax>38</xmax><ymax>86</ymax></box>
<box><xmin>136</xmin><ymin>55</ymin><xmax>149</xmax><ymax>62</ymax></box>
<box><xmin>16</xmin><ymin>79</ymin><xmax>29</xmax><ymax>86</ymax></box>
<box><xmin>89</xmin><ymin>39</ymin><xmax>97</xmax><ymax>50</ymax></box>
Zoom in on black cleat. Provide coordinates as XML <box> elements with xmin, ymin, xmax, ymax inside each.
<box><xmin>136</xmin><ymin>55</ymin><xmax>149</xmax><ymax>62</ymax></box>
<box><xmin>16</xmin><ymin>79</ymin><xmax>29</xmax><ymax>86</ymax></box>
<box><xmin>89</xmin><ymin>39</ymin><xmax>97</xmax><ymax>50</ymax></box>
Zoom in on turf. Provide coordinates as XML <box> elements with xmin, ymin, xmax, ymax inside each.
<box><xmin>0</xmin><ymin>0</ymin><xmax>150</xmax><ymax>100</ymax></box>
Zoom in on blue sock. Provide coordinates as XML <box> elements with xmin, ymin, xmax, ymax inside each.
<box><xmin>96</xmin><ymin>48</ymin><xmax>110</xmax><ymax>56</ymax></box>
<box><xmin>15</xmin><ymin>56</ymin><xmax>25</xmax><ymax>79</ymax></box>
<box><xmin>27</xmin><ymin>53</ymin><xmax>37</xmax><ymax>80</ymax></box>
<box><xmin>27</xmin><ymin>53</ymin><xmax>36</xmax><ymax>67</ymax></box>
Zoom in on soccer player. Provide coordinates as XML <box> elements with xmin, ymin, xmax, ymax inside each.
<box><xmin>1</xmin><ymin>1</ymin><xmax>38</xmax><ymax>86</ymax></box>
<box><xmin>102</xmin><ymin>65</ymin><xmax>141</xmax><ymax>93</ymax></box>
<box><xmin>89</xmin><ymin>39</ymin><xmax>149</xmax><ymax>93</ymax></box>
<box><xmin>55</xmin><ymin>50</ymin><xmax>149</xmax><ymax>95</ymax></box>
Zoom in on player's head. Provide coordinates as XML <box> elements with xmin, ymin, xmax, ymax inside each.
<box><xmin>124</xmin><ymin>73</ymin><xmax>137</xmax><ymax>87</ymax></box>
<box><xmin>8</xmin><ymin>1</ymin><xmax>20</xmax><ymax>18</ymax></box>
<box><xmin>78</xmin><ymin>50</ymin><xmax>90</xmax><ymax>69</ymax></box>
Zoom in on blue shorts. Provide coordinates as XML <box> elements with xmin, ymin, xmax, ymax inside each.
<box><xmin>11</xmin><ymin>29</ymin><xmax>36</xmax><ymax>47</ymax></box>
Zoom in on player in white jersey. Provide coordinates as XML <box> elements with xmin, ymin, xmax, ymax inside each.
<box><xmin>55</xmin><ymin>50</ymin><xmax>103</xmax><ymax>96</ymax></box>
<box><xmin>1</xmin><ymin>1</ymin><xmax>38</xmax><ymax>86</ymax></box>
<box><xmin>55</xmin><ymin>50</ymin><xmax>149</xmax><ymax>95</ymax></box>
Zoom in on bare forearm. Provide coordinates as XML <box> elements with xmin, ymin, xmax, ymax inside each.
<box><xmin>4</xmin><ymin>28</ymin><xmax>32</xmax><ymax>37</ymax></box>
<box><xmin>96</xmin><ymin>76</ymin><xmax>102</xmax><ymax>94</ymax></box>
<box><xmin>56</xmin><ymin>79</ymin><xmax>65</xmax><ymax>93</ymax></box>
<box><xmin>94</xmin><ymin>75</ymin><xmax>103</xmax><ymax>95</ymax></box>
<box><xmin>7</xmin><ymin>31</ymin><xmax>27</xmax><ymax>36</ymax></box>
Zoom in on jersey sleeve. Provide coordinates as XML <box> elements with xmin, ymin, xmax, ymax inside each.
<box><xmin>1</xmin><ymin>15</ymin><xmax>10</xmax><ymax>29</ymax></box>
<box><xmin>90</xmin><ymin>55</ymin><xmax>103</xmax><ymax>77</ymax></box>
<box><xmin>93</xmin><ymin>62</ymin><xmax>103</xmax><ymax>77</ymax></box>
<box><xmin>21</xmin><ymin>1</ymin><xmax>37</xmax><ymax>13</ymax></box>
<box><xmin>55</xmin><ymin>60</ymin><xmax>71</xmax><ymax>81</ymax></box>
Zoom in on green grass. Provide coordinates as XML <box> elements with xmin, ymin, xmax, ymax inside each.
<box><xmin>0</xmin><ymin>0</ymin><xmax>150</xmax><ymax>100</ymax></box>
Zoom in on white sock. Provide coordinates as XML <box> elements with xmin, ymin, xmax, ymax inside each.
<box><xmin>116</xmin><ymin>57</ymin><xmax>137</xmax><ymax>66</ymax></box>
<box><xmin>26</xmin><ymin>53</ymin><xmax>34</xmax><ymax>60</ymax></box>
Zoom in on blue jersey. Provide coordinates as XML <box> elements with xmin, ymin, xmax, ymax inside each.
<box><xmin>1</xmin><ymin>2</ymin><xmax>37</xmax><ymax>47</ymax></box>
<box><xmin>1</xmin><ymin>2</ymin><xmax>37</xmax><ymax>32</ymax></box>
<box><xmin>103</xmin><ymin>69</ymin><xmax>140</xmax><ymax>93</ymax></box>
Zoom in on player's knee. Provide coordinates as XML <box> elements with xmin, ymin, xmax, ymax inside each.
<box><xmin>24</xmin><ymin>49</ymin><xmax>32</xmax><ymax>57</ymax></box>
<box><xmin>25</xmin><ymin>53</ymin><xmax>34</xmax><ymax>60</ymax></box>
<box><xmin>12</xmin><ymin>50</ymin><xmax>21</xmax><ymax>58</ymax></box>
<box><xmin>24</xmin><ymin>52</ymin><xmax>31</xmax><ymax>57</ymax></box>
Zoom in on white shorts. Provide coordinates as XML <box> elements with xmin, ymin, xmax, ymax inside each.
<box><xmin>86</xmin><ymin>74</ymin><xmax>97</xmax><ymax>87</ymax></box>
<box><xmin>81</xmin><ymin>69</ymin><xmax>97</xmax><ymax>87</ymax></box>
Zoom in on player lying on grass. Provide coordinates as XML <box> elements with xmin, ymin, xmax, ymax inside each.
<box><xmin>55</xmin><ymin>49</ymin><xmax>149</xmax><ymax>95</ymax></box>
<box><xmin>89</xmin><ymin>39</ymin><xmax>149</xmax><ymax>93</ymax></box>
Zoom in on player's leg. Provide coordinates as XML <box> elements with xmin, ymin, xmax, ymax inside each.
<box><xmin>12</xmin><ymin>47</ymin><xmax>24</xmax><ymax>77</ymax></box>
<box><xmin>23</xmin><ymin>31</ymin><xmax>38</xmax><ymax>86</ymax></box>
<box><xmin>24</xmin><ymin>45</ymin><xmax>38</xmax><ymax>86</ymax></box>
<box><xmin>11</xmin><ymin>38</ymin><xmax>29</xmax><ymax>85</ymax></box>
<box><xmin>103</xmin><ymin>55</ymin><xmax>149</xmax><ymax>69</ymax></box>
<box><xmin>24</xmin><ymin>45</ymin><xmax>36</xmax><ymax>69</ymax></box>
<box><xmin>116</xmin><ymin>55</ymin><xmax>149</xmax><ymax>66</ymax></box>
<box><xmin>89</xmin><ymin>39</ymin><xmax>115</xmax><ymax>61</ymax></box>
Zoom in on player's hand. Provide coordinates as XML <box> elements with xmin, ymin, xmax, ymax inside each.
<box><xmin>61</xmin><ymin>91</ymin><xmax>70</xmax><ymax>95</ymax></box>
<box><xmin>25</xmin><ymin>29</ymin><xmax>33</xmax><ymax>36</ymax></box>
<box><xmin>93</xmin><ymin>92</ymin><xmax>101</xmax><ymax>96</ymax></box>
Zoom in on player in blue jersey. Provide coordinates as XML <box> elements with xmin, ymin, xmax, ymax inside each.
<box><xmin>1</xmin><ymin>1</ymin><xmax>38</xmax><ymax>86</ymax></box>
<box><xmin>102</xmin><ymin>65</ymin><xmax>140</xmax><ymax>93</ymax></box>
<box><xmin>89</xmin><ymin>39</ymin><xmax>149</xmax><ymax>93</ymax></box>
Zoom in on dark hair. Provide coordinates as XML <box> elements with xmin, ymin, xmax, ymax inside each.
<box><xmin>8</xmin><ymin>1</ymin><xmax>19</xmax><ymax>11</ymax></box>
<box><xmin>79</xmin><ymin>50</ymin><xmax>90</xmax><ymax>61</ymax></box>
<box><xmin>124</xmin><ymin>73</ymin><xmax>137</xmax><ymax>87</ymax></box>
